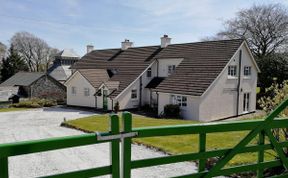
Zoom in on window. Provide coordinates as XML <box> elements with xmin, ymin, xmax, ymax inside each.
<box><xmin>147</xmin><ymin>67</ymin><xmax>152</xmax><ymax>77</ymax></box>
<box><xmin>228</xmin><ymin>65</ymin><xmax>237</xmax><ymax>77</ymax></box>
<box><xmin>84</xmin><ymin>88</ymin><xmax>90</xmax><ymax>96</ymax></box>
<box><xmin>168</xmin><ymin>65</ymin><xmax>176</xmax><ymax>75</ymax></box>
<box><xmin>244</xmin><ymin>66</ymin><xmax>251</xmax><ymax>77</ymax></box>
<box><xmin>131</xmin><ymin>89</ymin><xmax>137</xmax><ymax>99</ymax></box>
<box><xmin>171</xmin><ymin>95</ymin><xmax>187</xmax><ymax>107</ymax></box>
<box><xmin>71</xmin><ymin>87</ymin><xmax>76</xmax><ymax>95</ymax></box>
<box><xmin>243</xmin><ymin>93</ymin><xmax>250</xmax><ymax>112</ymax></box>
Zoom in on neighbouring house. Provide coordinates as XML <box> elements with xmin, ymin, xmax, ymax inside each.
<box><xmin>65</xmin><ymin>36</ymin><xmax>260</xmax><ymax>121</ymax></box>
<box><xmin>48</xmin><ymin>49</ymin><xmax>80</xmax><ymax>83</ymax></box>
<box><xmin>0</xmin><ymin>72</ymin><xmax>66</xmax><ymax>101</ymax></box>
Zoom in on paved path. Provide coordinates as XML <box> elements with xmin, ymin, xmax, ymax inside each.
<box><xmin>0</xmin><ymin>107</ymin><xmax>197</xmax><ymax>178</ymax></box>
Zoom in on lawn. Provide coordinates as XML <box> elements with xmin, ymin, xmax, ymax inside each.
<box><xmin>64</xmin><ymin>113</ymin><xmax>276</xmax><ymax>166</ymax></box>
<box><xmin>0</xmin><ymin>107</ymin><xmax>30</xmax><ymax>112</ymax></box>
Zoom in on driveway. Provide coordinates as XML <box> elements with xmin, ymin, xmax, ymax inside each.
<box><xmin>0</xmin><ymin>107</ymin><xmax>198</xmax><ymax>178</ymax></box>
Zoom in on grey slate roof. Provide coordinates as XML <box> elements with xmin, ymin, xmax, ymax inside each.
<box><xmin>49</xmin><ymin>65</ymin><xmax>72</xmax><ymax>82</ymax></box>
<box><xmin>72</xmin><ymin>39</ymin><xmax>244</xmax><ymax>98</ymax></box>
<box><xmin>56</xmin><ymin>49</ymin><xmax>80</xmax><ymax>59</ymax></box>
<box><xmin>0</xmin><ymin>72</ymin><xmax>45</xmax><ymax>87</ymax></box>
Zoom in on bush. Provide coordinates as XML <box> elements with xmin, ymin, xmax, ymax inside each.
<box><xmin>164</xmin><ymin>104</ymin><xmax>180</xmax><ymax>118</ymax></box>
<box><xmin>10</xmin><ymin>98</ymin><xmax>57</xmax><ymax>108</ymax></box>
<box><xmin>258</xmin><ymin>80</ymin><xmax>288</xmax><ymax>116</ymax></box>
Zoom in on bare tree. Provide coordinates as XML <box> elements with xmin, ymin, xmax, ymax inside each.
<box><xmin>216</xmin><ymin>4</ymin><xmax>288</xmax><ymax>58</ymax></box>
<box><xmin>10</xmin><ymin>32</ymin><xmax>58</xmax><ymax>72</ymax></box>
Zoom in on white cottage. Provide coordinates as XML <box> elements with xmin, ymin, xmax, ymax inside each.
<box><xmin>65</xmin><ymin>36</ymin><xmax>259</xmax><ymax>121</ymax></box>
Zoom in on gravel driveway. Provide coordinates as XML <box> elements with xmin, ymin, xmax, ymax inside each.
<box><xmin>0</xmin><ymin>107</ymin><xmax>198</xmax><ymax>178</ymax></box>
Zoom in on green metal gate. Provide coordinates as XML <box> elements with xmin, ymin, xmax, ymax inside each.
<box><xmin>0</xmin><ymin>98</ymin><xmax>288</xmax><ymax>178</ymax></box>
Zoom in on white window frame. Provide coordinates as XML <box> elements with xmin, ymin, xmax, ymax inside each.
<box><xmin>244</xmin><ymin>66</ymin><xmax>252</xmax><ymax>78</ymax></box>
<box><xmin>84</xmin><ymin>88</ymin><xmax>90</xmax><ymax>96</ymax></box>
<box><xmin>71</xmin><ymin>86</ymin><xmax>76</xmax><ymax>95</ymax></box>
<box><xmin>167</xmin><ymin>65</ymin><xmax>176</xmax><ymax>75</ymax></box>
<box><xmin>147</xmin><ymin>67</ymin><xmax>152</xmax><ymax>77</ymax></box>
<box><xmin>243</xmin><ymin>92</ymin><xmax>250</xmax><ymax>113</ymax></box>
<box><xmin>131</xmin><ymin>89</ymin><xmax>137</xmax><ymax>99</ymax></box>
<box><xmin>228</xmin><ymin>65</ymin><xmax>237</xmax><ymax>78</ymax></box>
<box><xmin>171</xmin><ymin>95</ymin><xmax>187</xmax><ymax>107</ymax></box>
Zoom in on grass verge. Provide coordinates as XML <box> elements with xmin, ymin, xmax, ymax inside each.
<box><xmin>0</xmin><ymin>107</ymin><xmax>30</xmax><ymax>112</ymax></box>
<box><xmin>64</xmin><ymin>114</ymin><xmax>275</xmax><ymax>166</ymax></box>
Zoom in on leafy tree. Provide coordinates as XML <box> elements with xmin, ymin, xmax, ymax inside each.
<box><xmin>0</xmin><ymin>45</ymin><xmax>29</xmax><ymax>82</ymax></box>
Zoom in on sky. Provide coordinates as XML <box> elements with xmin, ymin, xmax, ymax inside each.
<box><xmin>0</xmin><ymin>0</ymin><xmax>287</xmax><ymax>56</ymax></box>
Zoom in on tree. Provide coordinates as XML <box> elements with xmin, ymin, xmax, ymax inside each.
<box><xmin>0</xmin><ymin>45</ymin><xmax>29</xmax><ymax>82</ymax></box>
<box><xmin>10</xmin><ymin>32</ymin><xmax>58</xmax><ymax>72</ymax></box>
<box><xmin>217</xmin><ymin>4</ymin><xmax>288</xmax><ymax>59</ymax></box>
<box><xmin>0</xmin><ymin>42</ymin><xmax>6</xmax><ymax>60</ymax></box>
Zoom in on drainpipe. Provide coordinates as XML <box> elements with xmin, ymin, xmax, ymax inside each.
<box><xmin>236</xmin><ymin>50</ymin><xmax>242</xmax><ymax>116</ymax></box>
<box><xmin>156</xmin><ymin>59</ymin><xmax>159</xmax><ymax>77</ymax></box>
<box><xmin>111</xmin><ymin>99</ymin><xmax>114</xmax><ymax>112</ymax></box>
<box><xmin>139</xmin><ymin>76</ymin><xmax>142</xmax><ymax>108</ymax></box>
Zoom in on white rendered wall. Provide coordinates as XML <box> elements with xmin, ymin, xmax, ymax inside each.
<box><xmin>66</xmin><ymin>71</ymin><xmax>96</xmax><ymax>108</ymax></box>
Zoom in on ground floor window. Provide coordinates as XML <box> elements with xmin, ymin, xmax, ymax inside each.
<box><xmin>243</xmin><ymin>92</ymin><xmax>250</xmax><ymax>112</ymax></box>
<box><xmin>84</xmin><ymin>88</ymin><xmax>90</xmax><ymax>96</ymax></box>
<box><xmin>171</xmin><ymin>95</ymin><xmax>187</xmax><ymax>107</ymax></box>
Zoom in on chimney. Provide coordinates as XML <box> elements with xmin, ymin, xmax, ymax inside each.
<box><xmin>86</xmin><ymin>45</ymin><xmax>94</xmax><ymax>53</ymax></box>
<box><xmin>161</xmin><ymin>34</ymin><xmax>171</xmax><ymax>48</ymax></box>
<box><xmin>121</xmin><ymin>39</ymin><xmax>133</xmax><ymax>50</ymax></box>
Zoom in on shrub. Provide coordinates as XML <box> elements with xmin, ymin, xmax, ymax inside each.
<box><xmin>10</xmin><ymin>98</ymin><xmax>57</xmax><ymax>108</ymax></box>
<box><xmin>258</xmin><ymin>80</ymin><xmax>288</xmax><ymax>116</ymax></box>
<box><xmin>114</xmin><ymin>101</ymin><xmax>120</xmax><ymax>113</ymax></box>
<box><xmin>164</xmin><ymin>104</ymin><xmax>180</xmax><ymax>118</ymax></box>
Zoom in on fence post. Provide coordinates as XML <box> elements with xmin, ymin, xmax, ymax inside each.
<box><xmin>0</xmin><ymin>157</ymin><xmax>8</xmax><ymax>178</ymax></box>
<box><xmin>257</xmin><ymin>130</ymin><xmax>265</xmax><ymax>178</ymax></box>
<box><xmin>198</xmin><ymin>133</ymin><xmax>206</xmax><ymax>172</ymax></box>
<box><xmin>122</xmin><ymin>112</ymin><xmax>132</xmax><ymax>178</ymax></box>
<box><xmin>110</xmin><ymin>114</ymin><xmax>120</xmax><ymax>178</ymax></box>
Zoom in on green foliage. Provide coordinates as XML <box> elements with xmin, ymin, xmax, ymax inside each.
<box><xmin>164</xmin><ymin>104</ymin><xmax>180</xmax><ymax>118</ymax></box>
<box><xmin>258</xmin><ymin>80</ymin><xmax>288</xmax><ymax>116</ymax></box>
<box><xmin>10</xmin><ymin>98</ymin><xmax>57</xmax><ymax>108</ymax></box>
<box><xmin>0</xmin><ymin>45</ymin><xmax>28</xmax><ymax>82</ymax></box>
<box><xmin>257</xmin><ymin>54</ymin><xmax>288</xmax><ymax>93</ymax></box>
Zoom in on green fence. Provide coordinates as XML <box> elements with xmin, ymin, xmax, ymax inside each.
<box><xmin>0</xmin><ymin>98</ymin><xmax>288</xmax><ymax>178</ymax></box>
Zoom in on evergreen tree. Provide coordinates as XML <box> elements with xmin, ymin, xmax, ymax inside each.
<box><xmin>0</xmin><ymin>45</ymin><xmax>28</xmax><ymax>82</ymax></box>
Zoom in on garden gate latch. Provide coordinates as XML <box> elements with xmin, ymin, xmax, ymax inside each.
<box><xmin>96</xmin><ymin>131</ymin><xmax>138</xmax><ymax>141</ymax></box>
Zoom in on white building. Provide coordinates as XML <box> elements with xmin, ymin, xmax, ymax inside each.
<box><xmin>64</xmin><ymin>36</ymin><xmax>260</xmax><ymax>121</ymax></box>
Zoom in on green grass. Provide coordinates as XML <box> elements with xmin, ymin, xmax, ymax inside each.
<box><xmin>0</xmin><ymin>107</ymin><xmax>30</xmax><ymax>112</ymax></box>
<box><xmin>65</xmin><ymin>114</ymin><xmax>276</xmax><ymax>166</ymax></box>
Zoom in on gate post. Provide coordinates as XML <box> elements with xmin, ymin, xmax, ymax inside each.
<box><xmin>0</xmin><ymin>157</ymin><xmax>8</xmax><ymax>178</ymax></box>
<box><xmin>110</xmin><ymin>114</ymin><xmax>120</xmax><ymax>178</ymax></box>
<box><xmin>122</xmin><ymin>112</ymin><xmax>132</xmax><ymax>178</ymax></box>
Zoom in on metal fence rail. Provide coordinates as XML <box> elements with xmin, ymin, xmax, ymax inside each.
<box><xmin>0</xmin><ymin>98</ymin><xmax>287</xmax><ymax>178</ymax></box>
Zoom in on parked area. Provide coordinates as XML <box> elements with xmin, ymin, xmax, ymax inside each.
<box><xmin>0</xmin><ymin>108</ymin><xmax>198</xmax><ymax>178</ymax></box>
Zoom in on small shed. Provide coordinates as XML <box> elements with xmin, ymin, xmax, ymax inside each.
<box><xmin>0</xmin><ymin>72</ymin><xmax>66</xmax><ymax>101</ymax></box>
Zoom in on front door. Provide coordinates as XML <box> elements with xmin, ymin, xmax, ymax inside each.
<box><xmin>243</xmin><ymin>93</ymin><xmax>250</xmax><ymax>113</ymax></box>
<box><xmin>103</xmin><ymin>90</ymin><xmax>108</xmax><ymax>111</ymax></box>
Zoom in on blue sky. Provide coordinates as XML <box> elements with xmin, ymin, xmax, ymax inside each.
<box><xmin>0</xmin><ymin>0</ymin><xmax>287</xmax><ymax>56</ymax></box>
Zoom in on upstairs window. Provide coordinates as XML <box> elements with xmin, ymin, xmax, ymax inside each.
<box><xmin>71</xmin><ymin>87</ymin><xmax>76</xmax><ymax>95</ymax></box>
<box><xmin>168</xmin><ymin>65</ymin><xmax>176</xmax><ymax>75</ymax></box>
<box><xmin>147</xmin><ymin>68</ymin><xmax>152</xmax><ymax>77</ymax></box>
<box><xmin>131</xmin><ymin>89</ymin><xmax>137</xmax><ymax>99</ymax></box>
<box><xmin>84</xmin><ymin>88</ymin><xmax>90</xmax><ymax>96</ymax></box>
<box><xmin>244</xmin><ymin>66</ymin><xmax>251</xmax><ymax>77</ymax></box>
<box><xmin>228</xmin><ymin>65</ymin><xmax>237</xmax><ymax>77</ymax></box>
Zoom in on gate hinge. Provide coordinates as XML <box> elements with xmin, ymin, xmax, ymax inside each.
<box><xmin>96</xmin><ymin>131</ymin><xmax>138</xmax><ymax>141</ymax></box>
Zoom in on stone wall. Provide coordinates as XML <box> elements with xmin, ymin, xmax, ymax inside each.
<box><xmin>30</xmin><ymin>75</ymin><xmax>66</xmax><ymax>102</ymax></box>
